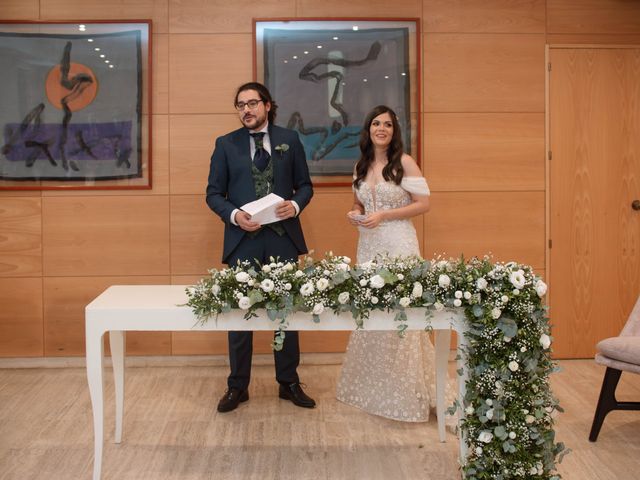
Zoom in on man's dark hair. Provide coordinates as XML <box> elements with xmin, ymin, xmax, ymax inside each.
<box><xmin>235</xmin><ymin>82</ymin><xmax>278</xmax><ymax>124</ymax></box>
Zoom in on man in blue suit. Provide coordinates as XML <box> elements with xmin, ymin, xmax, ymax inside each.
<box><xmin>206</xmin><ymin>82</ymin><xmax>315</xmax><ymax>412</ymax></box>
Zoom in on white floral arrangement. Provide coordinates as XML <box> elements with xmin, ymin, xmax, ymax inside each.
<box><xmin>186</xmin><ymin>254</ymin><xmax>567</xmax><ymax>479</ymax></box>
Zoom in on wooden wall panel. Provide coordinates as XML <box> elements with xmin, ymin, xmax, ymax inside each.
<box><xmin>151</xmin><ymin>114</ymin><xmax>170</xmax><ymax>194</ymax></box>
<box><xmin>298</xmin><ymin>0</ymin><xmax>420</xmax><ymax>17</ymax></box>
<box><xmin>44</xmin><ymin>276</ymin><xmax>171</xmax><ymax>356</ymax></box>
<box><xmin>169</xmin><ymin>114</ymin><xmax>238</xmax><ymax>194</ymax></box>
<box><xmin>0</xmin><ymin>0</ymin><xmax>39</xmax><ymax>18</ymax></box>
<box><xmin>547</xmin><ymin>0</ymin><xmax>640</xmax><ymax>34</ymax></box>
<box><xmin>42</xmin><ymin>196</ymin><xmax>170</xmax><ymax>276</ymax></box>
<box><xmin>423</xmin><ymin>0</ymin><xmax>545</xmax><ymax>33</ymax></box>
<box><xmin>424</xmin><ymin>34</ymin><xmax>545</xmax><ymax>112</ymax></box>
<box><xmin>547</xmin><ymin>34</ymin><xmax>640</xmax><ymax>45</ymax></box>
<box><xmin>169</xmin><ymin>35</ymin><xmax>252</xmax><ymax>114</ymax></box>
<box><xmin>0</xmin><ymin>278</ymin><xmax>42</xmax><ymax>357</ymax></box>
<box><xmin>424</xmin><ymin>113</ymin><xmax>545</xmax><ymax>191</ymax></box>
<box><xmin>40</xmin><ymin>0</ymin><xmax>170</xmax><ymax>33</ymax></box>
<box><xmin>153</xmin><ymin>34</ymin><xmax>169</xmax><ymax>115</ymax></box>
<box><xmin>168</xmin><ymin>0</ymin><xmax>296</xmax><ymax>33</ymax></box>
<box><xmin>170</xmin><ymin>195</ymin><xmax>224</xmax><ymax>275</ymax></box>
<box><xmin>424</xmin><ymin>192</ymin><xmax>545</xmax><ymax>269</ymax></box>
<box><xmin>0</xmin><ymin>197</ymin><xmax>42</xmax><ymax>277</ymax></box>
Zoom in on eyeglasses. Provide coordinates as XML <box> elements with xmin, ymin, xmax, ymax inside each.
<box><xmin>235</xmin><ymin>99</ymin><xmax>263</xmax><ymax>111</ymax></box>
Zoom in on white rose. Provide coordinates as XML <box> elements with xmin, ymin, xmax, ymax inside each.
<box><xmin>475</xmin><ymin>447</ymin><xmax>483</xmax><ymax>456</ymax></box>
<box><xmin>397</xmin><ymin>273</ymin><xmax>404</xmax><ymax>281</ymax></box>
<box><xmin>454</xmin><ymin>290</ymin><xmax>463</xmax><ymax>299</ymax></box>
<box><xmin>521</xmin><ymin>346</ymin><xmax>527</xmax><ymax>352</ymax></box>
<box><xmin>238</xmin><ymin>296</ymin><xmax>251</xmax><ymax>310</ymax></box>
<box><xmin>438</xmin><ymin>274</ymin><xmax>451</xmax><ymax>288</ymax></box>
<box><xmin>508</xmin><ymin>431</ymin><xmax>516</xmax><ymax>439</ymax></box>
<box><xmin>247</xmin><ymin>279</ymin><xmax>255</xmax><ymax>287</ymax></box>
<box><xmin>437</xmin><ymin>260</ymin><xmax>448</xmax><ymax>269</ymax></box>
<box><xmin>295</xmin><ymin>270</ymin><xmax>304</xmax><ymax>278</ymax></box>
<box><xmin>411</xmin><ymin>282</ymin><xmax>423</xmax><ymax>298</ymax></box>
<box><xmin>491</xmin><ymin>307</ymin><xmax>502</xmax><ymax>319</ymax></box>
<box><xmin>501</xmin><ymin>295</ymin><xmax>509</xmax><ymax>303</ymax></box>
<box><xmin>453</xmin><ymin>299</ymin><xmax>462</xmax><ymax>307</ymax></box>
<box><xmin>300</xmin><ymin>282</ymin><xmax>314</xmax><ymax>297</ymax></box>
<box><xmin>342</xmin><ymin>256</ymin><xmax>351</xmax><ymax>264</ymax></box>
<box><xmin>260</xmin><ymin>279</ymin><xmax>274</xmax><ymax>292</ymax></box>
<box><xmin>338</xmin><ymin>292</ymin><xmax>350</xmax><ymax>305</ymax></box>
<box><xmin>476</xmin><ymin>278</ymin><xmax>488</xmax><ymax>290</ymax></box>
<box><xmin>509</xmin><ymin>271</ymin><xmax>526</xmax><ymax>290</ymax></box>
<box><xmin>316</xmin><ymin>278</ymin><xmax>330</xmax><ymax>291</ymax></box>
<box><xmin>371</xmin><ymin>296</ymin><xmax>379</xmax><ymax>305</ymax></box>
<box><xmin>235</xmin><ymin>272</ymin><xmax>250</xmax><ymax>283</ymax></box>
<box><xmin>399</xmin><ymin>297</ymin><xmax>411</xmax><ymax>307</ymax></box>
<box><xmin>284</xmin><ymin>263</ymin><xmax>294</xmax><ymax>271</ymax></box>
<box><xmin>525</xmin><ymin>414</ymin><xmax>535</xmax><ymax>424</ymax></box>
<box><xmin>512</xmin><ymin>289</ymin><xmax>520</xmax><ymax>295</ymax></box>
<box><xmin>539</xmin><ymin>333</ymin><xmax>551</xmax><ymax>349</ymax></box>
<box><xmin>465</xmin><ymin>406</ymin><xmax>475</xmax><ymax>415</ymax></box>
<box><xmin>535</xmin><ymin>280</ymin><xmax>548</xmax><ymax>297</ymax></box>
<box><xmin>323</xmin><ymin>269</ymin><xmax>330</xmax><ymax>276</ymax></box>
<box><xmin>336</xmin><ymin>263</ymin><xmax>349</xmax><ymax>272</ymax></box>
<box><xmin>284</xmin><ymin>283</ymin><xmax>292</xmax><ymax>291</ymax></box>
<box><xmin>504</xmin><ymin>336</ymin><xmax>512</xmax><ymax>343</ymax></box>
<box><xmin>434</xmin><ymin>301</ymin><xmax>444</xmax><ymax>312</ymax></box>
<box><xmin>486</xmin><ymin>408</ymin><xmax>494</xmax><ymax>420</ymax></box>
<box><xmin>478</xmin><ymin>431</ymin><xmax>493</xmax><ymax>443</ymax></box>
<box><xmin>211</xmin><ymin>284</ymin><xmax>220</xmax><ymax>295</ymax></box>
<box><xmin>508</xmin><ymin>361</ymin><xmax>519</xmax><ymax>372</ymax></box>
<box><xmin>463</xmin><ymin>291</ymin><xmax>472</xmax><ymax>300</ymax></box>
<box><xmin>312</xmin><ymin>303</ymin><xmax>324</xmax><ymax>315</ymax></box>
<box><xmin>359</xmin><ymin>279</ymin><xmax>368</xmax><ymax>286</ymax></box>
<box><xmin>486</xmin><ymin>399</ymin><xmax>493</xmax><ymax>406</ymax></box>
<box><xmin>370</xmin><ymin>275</ymin><xmax>385</xmax><ymax>289</ymax></box>
<box><xmin>530</xmin><ymin>467</ymin><xmax>539</xmax><ymax>475</ymax></box>
<box><xmin>262</xmin><ymin>265</ymin><xmax>271</xmax><ymax>273</ymax></box>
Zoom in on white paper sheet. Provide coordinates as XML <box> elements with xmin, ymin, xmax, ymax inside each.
<box><xmin>240</xmin><ymin>193</ymin><xmax>284</xmax><ymax>225</ymax></box>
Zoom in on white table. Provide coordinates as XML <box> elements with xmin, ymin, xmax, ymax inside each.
<box><xmin>85</xmin><ymin>285</ymin><xmax>469</xmax><ymax>480</ymax></box>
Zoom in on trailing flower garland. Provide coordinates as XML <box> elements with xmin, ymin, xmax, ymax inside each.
<box><xmin>186</xmin><ymin>254</ymin><xmax>567</xmax><ymax>479</ymax></box>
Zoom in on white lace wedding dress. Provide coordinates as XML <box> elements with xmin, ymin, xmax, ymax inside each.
<box><xmin>336</xmin><ymin>177</ymin><xmax>455</xmax><ymax>423</ymax></box>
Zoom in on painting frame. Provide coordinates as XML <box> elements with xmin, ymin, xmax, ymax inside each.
<box><xmin>0</xmin><ymin>20</ymin><xmax>152</xmax><ymax>190</ymax></box>
<box><xmin>254</xmin><ymin>18</ymin><xmax>420</xmax><ymax>187</ymax></box>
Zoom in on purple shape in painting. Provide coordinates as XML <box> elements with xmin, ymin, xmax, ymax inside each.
<box><xmin>3</xmin><ymin>121</ymin><xmax>132</xmax><ymax>163</ymax></box>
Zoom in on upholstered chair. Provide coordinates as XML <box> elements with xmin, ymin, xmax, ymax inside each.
<box><xmin>589</xmin><ymin>295</ymin><xmax>640</xmax><ymax>441</ymax></box>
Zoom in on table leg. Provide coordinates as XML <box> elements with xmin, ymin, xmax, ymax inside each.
<box><xmin>110</xmin><ymin>331</ymin><xmax>125</xmax><ymax>444</ymax></box>
<box><xmin>86</xmin><ymin>326</ymin><xmax>105</xmax><ymax>480</ymax></box>
<box><xmin>434</xmin><ymin>328</ymin><xmax>451</xmax><ymax>442</ymax></box>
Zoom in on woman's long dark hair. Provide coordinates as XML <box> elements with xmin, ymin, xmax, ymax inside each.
<box><xmin>353</xmin><ymin>105</ymin><xmax>404</xmax><ymax>188</ymax></box>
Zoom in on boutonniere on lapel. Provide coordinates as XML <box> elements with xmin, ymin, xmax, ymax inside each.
<box><xmin>274</xmin><ymin>143</ymin><xmax>289</xmax><ymax>156</ymax></box>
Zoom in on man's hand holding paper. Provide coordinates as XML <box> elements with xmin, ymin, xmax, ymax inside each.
<box><xmin>240</xmin><ymin>193</ymin><xmax>287</xmax><ymax>225</ymax></box>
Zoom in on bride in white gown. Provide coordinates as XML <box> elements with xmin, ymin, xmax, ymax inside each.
<box><xmin>336</xmin><ymin>105</ymin><xmax>453</xmax><ymax>423</ymax></box>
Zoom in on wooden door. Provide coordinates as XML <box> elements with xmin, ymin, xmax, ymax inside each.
<box><xmin>549</xmin><ymin>47</ymin><xmax>640</xmax><ymax>358</ymax></box>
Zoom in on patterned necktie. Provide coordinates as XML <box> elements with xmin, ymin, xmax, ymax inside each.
<box><xmin>250</xmin><ymin>132</ymin><xmax>270</xmax><ymax>172</ymax></box>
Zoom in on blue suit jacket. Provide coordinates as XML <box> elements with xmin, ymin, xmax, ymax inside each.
<box><xmin>206</xmin><ymin>124</ymin><xmax>313</xmax><ymax>264</ymax></box>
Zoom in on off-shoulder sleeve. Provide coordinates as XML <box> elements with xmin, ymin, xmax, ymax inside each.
<box><xmin>401</xmin><ymin>176</ymin><xmax>431</xmax><ymax>196</ymax></box>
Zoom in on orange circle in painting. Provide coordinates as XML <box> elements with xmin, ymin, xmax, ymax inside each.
<box><xmin>45</xmin><ymin>62</ymin><xmax>98</xmax><ymax>111</ymax></box>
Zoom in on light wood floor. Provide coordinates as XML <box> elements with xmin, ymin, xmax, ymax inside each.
<box><xmin>1</xmin><ymin>360</ymin><xmax>639</xmax><ymax>480</ymax></box>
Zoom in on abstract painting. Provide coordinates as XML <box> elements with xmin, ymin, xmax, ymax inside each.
<box><xmin>0</xmin><ymin>21</ymin><xmax>151</xmax><ymax>189</ymax></box>
<box><xmin>255</xmin><ymin>19</ymin><xmax>419</xmax><ymax>186</ymax></box>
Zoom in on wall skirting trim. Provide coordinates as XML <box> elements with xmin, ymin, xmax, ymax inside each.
<box><xmin>0</xmin><ymin>352</ymin><xmax>347</xmax><ymax>369</ymax></box>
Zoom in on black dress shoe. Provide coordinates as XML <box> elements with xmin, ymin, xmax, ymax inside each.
<box><xmin>217</xmin><ymin>388</ymin><xmax>248</xmax><ymax>412</ymax></box>
<box><xmin>279</xmin><ymin>383</ymin><xmax>316</xmax><ymax>408</ymax></box>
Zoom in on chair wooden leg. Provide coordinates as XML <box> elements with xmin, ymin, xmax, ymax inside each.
<box><xmin>589</xmin><ymin>367</ymin><xmax>622</xmax><ymax>442</ymax></box>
